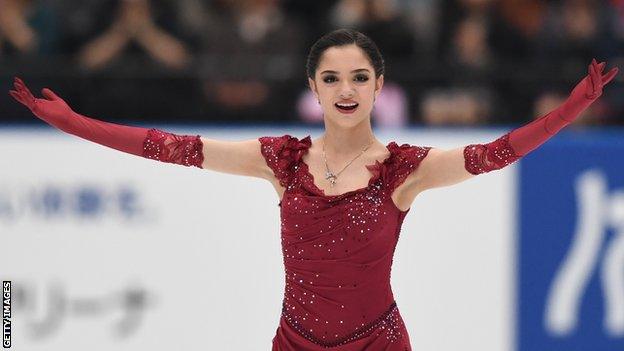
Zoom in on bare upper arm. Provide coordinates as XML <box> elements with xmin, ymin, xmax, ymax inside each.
<box><xmin>200</xmin><ymin>137</ymin><xmax>272</xmax><ymax>180</ymax></box>
<box><xmin>390</xmin><ymin>147</ymin><xmax>475</xmax><ymax>211</ymax></box>
<box><xmin>411</xmin><ymin>147</ymin><xmax>476</xmax><ymax>193</ymax></box>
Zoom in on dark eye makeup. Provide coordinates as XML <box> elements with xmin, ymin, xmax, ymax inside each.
<box><xmin>322</xmin><ymin>74</ymin><xmax>369</xmax><ymax>84</ymax></box>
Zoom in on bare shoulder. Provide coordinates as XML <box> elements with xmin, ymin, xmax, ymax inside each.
<box><xmin>413</xmin><ymin>146</ymin><xmax>443</xmax><ymax>176</ymax></box>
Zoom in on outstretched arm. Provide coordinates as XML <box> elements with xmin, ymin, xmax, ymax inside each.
<box><xmin>410</xmin><ymin>59</ymin><xmax>619</xmax><ymax>193</ymax></box>
<box><xmin>9</xmin><ymin>77</ymin><xmax>271</xmax><ymax>178</ymax></box>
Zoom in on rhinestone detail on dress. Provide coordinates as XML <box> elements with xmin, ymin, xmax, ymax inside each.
<box><xmin>142</xmin><ymin>128</ymin><xmax>204</xmax><ymax>168</ymax></box>
<box><xmin>281</xmin><ymin>301</ymin><xmax>401</xmax><ymax>347</ymax></box>
<box><xmin>260</xmin><ymin>135</ymin><xmax>428</xmax><ymax>349</ymax></box>
<box><xmin>463</xmin><ymin>132</ymin><xmax>520</xmax><ymax>175</ymax></box>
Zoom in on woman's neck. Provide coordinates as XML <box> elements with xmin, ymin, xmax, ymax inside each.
<box><xmin>321</xmin><ymin>121</ymin><xmax>379</xmax><ymax>159</ymax></box>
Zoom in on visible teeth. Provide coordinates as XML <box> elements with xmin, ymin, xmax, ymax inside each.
<box><xmin>336</xmin><ymin>103</ymin><xmax>357</xmax><ymax>107</ymax></box>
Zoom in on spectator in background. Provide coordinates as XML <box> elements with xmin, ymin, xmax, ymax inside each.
<box><xmin>536</xmin><ymin>0</ymin><xmax>611</xmax><ymax>70</ymax></box>
<box><xmin>420</xmin><ymin>5</ymin><xmax>496</xmax><ymax>126</ymax></box>
<box><xmin>0</xmin><ymin>0</ymin><xmax>59</xmax><ymax>56</ymax></box>
<box><xmin>329</xmin><ymin>0</ymin><xmax>417</xmax><ymax>59</ymax></box>
<box><xmin>448</xmin><ymin>14</ymin><xmax>492</xmax><ymax>72</ymax></box>
<box><xmin>198</xmin><ymin>0</ymin><xmax>305</xmax><ymax>122</ymax></box>
<box><xmin>435</xmin><ymin>0</ymin><xmax>492</xmax><ymax>62</ymax></box>
<box><xmin>420</xmin><ymin>87</ymin><xmax>492</xmax><ymax>125</ymax></box>
<box><xmin>45</xmin><ymin>0</ymin><xmax>200</xmax><ymax>122</ymax></box>
<box><xmin>396</xmin><ymin>0</ymin><xmax>440</xmax><ymax>56</ymax></box>
<box><xmin>433</xmin><ymin>0</ymin><xmax>552</xmax><ymax>126</ymax></box>
<box><xmin>607</xmin><ymin>0</ymin><xmax>624</xmax><ymax>58</ymax></box>
<box><xmin>533</xmin><ymin>0</ymin><xmax>621</xmax><ymax>126</ymax></box>
<box><xmin>281</xmin><ymin>0</ymin><xmax>334</xmax><ymax>49</ymax></box>
<box><xmin>489</xmin><ymin>0</ymin><xmax>546</xmax><ymax>63</ymax></box>
<box><xmin>75</xmin><ymin>0</ymin><xmax>191</xmax><ymax>71</ymax></box>
<box><xmin>486</xmin><ymin>0</ymin><xmax>549</xmax><ymax>125</ymax></box>
<box><xmin>170</xmin><ymin>0</ymin><xmax>208</xmax><ymax>53</ymax></box>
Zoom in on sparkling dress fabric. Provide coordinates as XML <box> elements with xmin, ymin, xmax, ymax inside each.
<box><xmin>142</xmin><ymin>128</ymin><xmax>204</xmax><ymax>168</ymax></box>
<box><xmin>463</xmin><ymin>133</ymin><xmax>520</xmax><ymax>175</ymax></box>
<box><xmin>259</xmin><ymin>134</ymin><xmax>431</xmax><ymax>350</ymax></box>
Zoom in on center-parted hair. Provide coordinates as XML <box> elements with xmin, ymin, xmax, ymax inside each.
<box><xmin>306</xmin><ymin>29</ymin><xmax>385</xmax><ymax>80</ymax></box>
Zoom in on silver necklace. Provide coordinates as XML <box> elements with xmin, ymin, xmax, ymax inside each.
<box><xmin>322</xmin><ymin>136</ymin><xmax>374</xmax><ymax>187</ymax></box>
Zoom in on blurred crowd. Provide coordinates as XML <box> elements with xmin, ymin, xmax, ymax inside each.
<box><xmin>1</xmin><ymin>0</ymin><xmax>623</xmax><ymax>128</ymax></box>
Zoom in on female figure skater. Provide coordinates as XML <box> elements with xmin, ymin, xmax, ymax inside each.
<box><xmin>9</xmin><ymin>29</ymin><xmax>618</xmax><ymax>350</ymax></box>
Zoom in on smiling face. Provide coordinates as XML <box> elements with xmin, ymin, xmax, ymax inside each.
<box><xmin>308</xmin><ymin>44</ymin><xmax>384</xmax><ymax>126</ymax></box>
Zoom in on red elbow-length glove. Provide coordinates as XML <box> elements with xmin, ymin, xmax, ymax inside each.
<box><xmin>9</xmin><ymin>77</ymin><xmax>204</xmax><ymax>168</ymax></box>
<box><xmin>464</xmin><ymin>58</ymin><xmax>619</xmax><ymax>174</ymax></box>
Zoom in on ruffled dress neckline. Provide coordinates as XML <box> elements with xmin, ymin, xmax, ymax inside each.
<box><xmin>295</xmin><ymin>135</ymin><xmax>407</xmax><ymax>199</ymax></box>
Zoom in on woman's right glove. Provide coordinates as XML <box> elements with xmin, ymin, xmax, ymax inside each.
<box><xmin>9</xmin><ymin>77</ymin><xmax>204</xmax><ymax>168</ymax></box>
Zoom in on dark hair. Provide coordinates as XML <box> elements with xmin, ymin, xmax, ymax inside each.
<box><xmin>306</xmin><ymin>28</ymin><xmax>385</xmax><ymax>80</ymax></box>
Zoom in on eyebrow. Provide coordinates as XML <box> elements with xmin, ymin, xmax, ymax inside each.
<box><xmin>320</xmin><ymin>69</ymin><xmax>371</xmax><ymax>75</ymax></box>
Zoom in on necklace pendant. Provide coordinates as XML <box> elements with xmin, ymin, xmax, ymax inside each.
<box><xmin>325</xmin><ymin>171</ymin><xmax>337</xmax><ymax>187</ymax></box>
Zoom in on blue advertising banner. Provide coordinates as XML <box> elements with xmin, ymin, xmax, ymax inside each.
<box><xmin>519</xmin><ymin>131</ymin><xmax>624</xmax><ymax>351</ymax></box>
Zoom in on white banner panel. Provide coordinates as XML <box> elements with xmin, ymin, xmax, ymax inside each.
<box><xmin>0</xmin><ymin>127</ymin><xmax>516</xmax><ymax>350</ymax></box>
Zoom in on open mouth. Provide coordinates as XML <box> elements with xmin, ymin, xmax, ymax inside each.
<box><xmin>335</xmin><ymin>102</ymin><xmax>359</xmax><ymax>113</ymax></box>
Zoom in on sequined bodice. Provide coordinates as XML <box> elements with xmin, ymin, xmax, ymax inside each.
<box><xmin>259</xmin><ymin>134</ymin><xmax>431</xmax><ymax>349</ymax></box>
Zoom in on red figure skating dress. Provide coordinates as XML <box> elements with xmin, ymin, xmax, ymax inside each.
<box><xmin>259</xmin><ymin>134</ymin><xmax>431</xmax><ymax>350</ymax></box>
